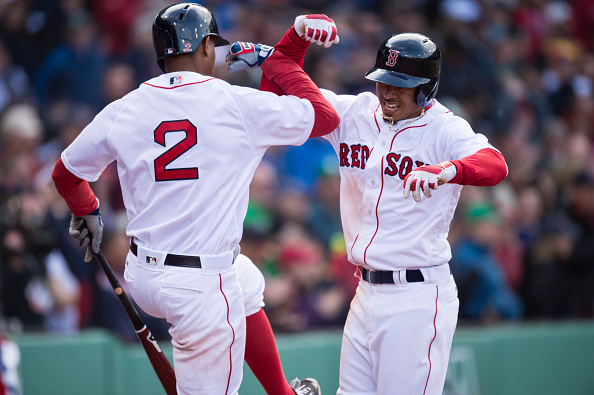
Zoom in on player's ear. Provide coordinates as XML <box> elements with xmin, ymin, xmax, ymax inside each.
<box><xmin>201</xmin><ymin>36</ymin><xmax>214</xmax><ymax>56</ymax></box>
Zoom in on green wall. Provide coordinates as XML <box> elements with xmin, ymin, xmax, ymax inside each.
<box><xmin>14</xmin><ymin>320</ymin><xmax>594</xmax><ymax>394</ymax></box>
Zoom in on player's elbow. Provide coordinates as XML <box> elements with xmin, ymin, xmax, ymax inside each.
<box><xmin>310</xmin><ymin>106</ymin><xmax>340</xmax><ymax>138</ymax></box>
<box><xmin>52</xmin><ymin>157</ymin><xmax>81</xmax><ymax>191</ymax></box>
<box><xmin>328</xmin><ymin>109</ymin><xmax>340</xmax><ymax>132</ymax></box>
<box><xmin>52</xmin><ymin>158</ymin><xmax>67</xmax><ymax>187</ymax></box>
<box><xmin>489</xmin><ymin>151</ymin><xmax>508</xmax><ymax>185</ymax></box>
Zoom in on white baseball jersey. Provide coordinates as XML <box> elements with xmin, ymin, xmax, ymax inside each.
<box><xmin>320</xmin><ymin>90</ymin><xmax>495</xmax><ymax>394</ymax></box>
<box><xmin>321</xmin><ymin>90</ymin><xmax>496</xmax><ymax>271</ymax></box>
<box><xmin>62</xmin><ymin>71</ymin><xmax>314</xmax><ymax>395</ymax></box>
<box><xmin>61</xmin><ymin>71</ymin><xmax>314</xmax><ymax>255</ymax></box>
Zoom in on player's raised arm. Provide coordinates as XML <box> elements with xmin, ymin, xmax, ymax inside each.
<box><xmin>226</xmin><ymin>14</ymin><xmax>338</xmax><ymax>96</ymax></box>
<box><xmin>225</xmin><ymin>15</ymin><xmax>339</xmax><ymax>137</ymax></box>
<box><xmin>262</xmin><ymin>15</ymin><xmax>338</xmax><ymax>95</ymax></box>
<box><xmin>260</xmin><ymin>50</ymin><xmax>339</xmax><ymax>137</ymax></box>
<box><xmin>226</xmin><ymin>42</ymin><xmax>339</xmax><ymax>137</ymax></box>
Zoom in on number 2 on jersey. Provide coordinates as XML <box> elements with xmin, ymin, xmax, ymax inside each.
<box><xmin>154</xmin><ymin>120</ymin><xmax>199</xmax><ymax>182</ymax></box>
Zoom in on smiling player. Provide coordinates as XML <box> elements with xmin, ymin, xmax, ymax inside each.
<box><xmin>227</xmin><ymin>28</ymin><xmax>508</xmax><ymax>394</ymax></box>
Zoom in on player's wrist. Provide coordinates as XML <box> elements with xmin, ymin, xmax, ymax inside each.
<box><xmin>438</xmin><ymin>161</ymin><xmax>457</xmax><ymax>183</ymax></box>
<box><xmin>257</xmin><ymin>44</ymin><xmax>274</xmax><ymax>65</ymax></box>
<box><xmin>289</xmin><ymin>25</ymin><xmax>311</xmax><ymax>47</ymax></box>
<box><xmin>293</xmin><ymin>15</ymin><xmax>306</xmax><ymax>38</ymax></box>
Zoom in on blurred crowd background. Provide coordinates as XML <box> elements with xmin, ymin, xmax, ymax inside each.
<box><xmin>0</xmin><ymin>0</ymin><xmax>593</xmax><ymax>344</ymax></box>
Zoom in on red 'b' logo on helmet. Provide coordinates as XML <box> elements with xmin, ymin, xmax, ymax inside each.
<box><xmin>386</xmin><ymin>49</ymin><xmax>398</xmax><ymax>67</ymax></box>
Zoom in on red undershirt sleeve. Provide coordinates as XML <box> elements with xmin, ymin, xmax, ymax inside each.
<box><xmin>259</xmin><ymin>27</ymin><xmax>309</xmax><ymax>96</ymax></box>
<box><xmin>449</xmin><ymin>148</ymin><xmax>508</xmax><ymax>186</ymax></box>
<box><xmin>52</xmin><ymin>157</ymin><xmax>99</xmax><ymax>216</ymax></box>
<box><xmin>261</xmin><ymin>50</ymin><xmax>339</xmax><ymax>138</ymax></box>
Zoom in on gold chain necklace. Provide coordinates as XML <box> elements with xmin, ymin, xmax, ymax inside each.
<box><xmin>381</xmin><ymin>109</ymin><xmax>425</xmax><ymax>133</ymax></box>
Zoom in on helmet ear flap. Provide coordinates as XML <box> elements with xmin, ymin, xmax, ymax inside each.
<box><xmin>416</xmin><ymin>78</ymin><xmax>439</xmax><ymax>107</ymax></box>
<box><xmin>415</xmin><ymin>86</ymin><xmax>426</xmax><ymax>108</ymax></box>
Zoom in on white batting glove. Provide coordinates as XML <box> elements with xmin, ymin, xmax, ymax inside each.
<box><xmin>226</xmin><ymin>42</ymin><xmax>275</xmax><ymax>73</ymax></box>
<box><xmin>69</xmin><ymin>205</ymin><xmax>104</xmax><ymax>262</ymax></box>
<box><xmin>403</xmin><ymin>161</ymin><xmax>457</xmax><ymax>202</ymax></box>
<box><xmin>294</xmin><ymin>14</ymin><xmax>340</xmax><ymax>48</ymax></box>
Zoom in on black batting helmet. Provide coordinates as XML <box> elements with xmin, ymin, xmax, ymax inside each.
<box><xmin>365</xmin><ymin>33</ymin><xmax>441</xmax><ymax>107</ymax></box>
<box><xmin>152</xmin><ymin>3</ymin><xmax>230</xmax><ymax>72</ymax></box>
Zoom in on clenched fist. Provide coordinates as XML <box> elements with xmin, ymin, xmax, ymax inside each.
<box><xmin>226</xmin><ymin>42</ymin><xmax>275</xmax><ymax>73</ymax></box>
<box><xmin>294</xmin><ymin>14</ymin><xmax>340</xmax><ymax>48</ymax></box>
<box><xmin>70</xmin><ymin>205</ymin><xmax>104</xmax><ymax>262</ymax></box>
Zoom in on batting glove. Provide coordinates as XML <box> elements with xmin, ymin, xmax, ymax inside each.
<box><xmin>226</xmin><ymin>42</ymin><xmax>275</xmax><ymax>73</ymax></box>
<box><xmin>69</xmin><ymin>205</ymin><xmax>104</xmax><ymax>262</ymax></box>
<box><xmin>403</xmin><ymin>161</ymin><xmax>457</xmax><ymax>202</ymax></box>
<box><xmin>294</xmin><ymin>14</ymin><xmax>340</xmax><ymax>48</ymax></box>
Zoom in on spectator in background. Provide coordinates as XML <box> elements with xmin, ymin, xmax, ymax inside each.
<box><xmin>282</xmin><ymin>137</ymin><xmax>337</xmax><ymax>191</ymax></box>
<box><xmin>275</xmin><ymin>188</ymin><xmax>311</xmax><ymax>236</ymax></box>
<box><xmin>100</xmin><ymin>62</ymin><xmax>138</xmax><ymax>107</ymax></box>
<box><xmin>265</xmin><ymin>235</ymin><xmax>348</xmax><ymax>332</ymax></box>
<box><xmin>305</xmin><ymin>166</ymin><xmax>342</xmax><ymax>251</ymax></box>
<box><xmin>564</xmin><ymin>170</ymin><xmax>594</xmax><ymax>318</ymax></box>
<box><xmin>0</xmin><ymin>40</ymin><xmax>31</xmax><ymax>114</ymax></box>
<box><xmin>0</xmin><ymin>104</ymin><xmax>43</xmax><ymax>198</ymax></box>
<box><xmin>42</xmin><ymin>247</ymin><xmax>80</xmax><ymax>334</ymax></box>
<box><xmin>521</xmin><ymin>212</ymin><xmax>576</xmax><ymax>318</ymax></box>
<box><xmin>572</xmin><ymin>0</ymin><xmax>594</xmax><ymax>51</ymax></box>
<box><xmin>0</xmin><ymin>103</ymin><xmax>49</xmax><ymax>332</ymax></box>
<box><xmin>327</xmin><ymin>232</ymin><xmax>358</xmax><ymax>303</ymax></box>
<box><xmin>0</xmin><ymin>0</ymin><xmax>66</xmax><ymax>78</ymax></box>
<box><xmin>34</xmin><ymin>9</ymin><xmax>108</xmax><ymax>112</ymax></box>
<box><xmin>245</xmin><ymin>160</ymin><xmax>281</xmax><ymax>238</ymax></box>
<box><xmin>92</xmin><ymin>0</ymin><xmax>146</xmax><ymax>58</ymax></box>
<box><xmin>0</xmin><ymin>226</ymin><xmax>45</xmax><ymax>330</ymax></box>
<box><xmin>451</xmin><ymin>200</ymin><xmax>524</xmax><ymax>322</ymax></box>
<box><xmin>125</xmin><ymin>4</ymin><xmax>164</xmax><ymax>83</ymax></box>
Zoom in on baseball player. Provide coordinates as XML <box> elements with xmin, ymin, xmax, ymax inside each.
<box><xmin>228</xmin><ymin>20</ymin><xmax>508</xmax><ymax>394</ymax></box>
<box><xmin>51</xmin><ymin>3</ymin><xmax>338</xmax><ymax>394</ymax></box>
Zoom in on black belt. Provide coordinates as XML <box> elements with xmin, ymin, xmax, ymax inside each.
<box><xmin>360</xmin><ymin>266</ymin><xmax>424</xmax><ymax>284</ymax></box>
<box><xmin>130</xmin><ymin>239</ymin><xmax>202</xmax><ymax>268</ymax></box>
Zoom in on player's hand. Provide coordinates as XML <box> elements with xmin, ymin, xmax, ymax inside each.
<box><xmin>69</xmin><ymin>205</ymin><xmax>104</xmax><ymax>262</ymax></box>
<box><xmin>226</xmin><ymin>42</ymin><xmax>275</xmax><ymax>73</ymax></box>
<box><xmin>403</xmin><ymin>161</ymin><xmax>457</xmax><ymax>202</ymax></box>
<box><xmin>294</xmin><ymin>14</ymin><xmax>340</xmax><ymax>48</ymax></box>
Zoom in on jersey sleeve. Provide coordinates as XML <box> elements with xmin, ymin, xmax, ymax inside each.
<box><xmin>259</xmin><ymin>26</ymin><xmax>309</xmax><ymax>95</ymax></box>
<box><xmin>228</xmin><ymin>84</ymin><xmax>315</xmax><ymax>150</ymax></box>
<box><xmin>318</xmin><ymin>89</ymin><xmax>371</xmax><ymax>149</ymax></box>
<box><xmin>436</xmin><ymin>114</ymin><xmax>508</xmax><ymax>186</ymax></box>
<box><xmin>438</xmin><ymin>115</ymin><xmax>496</xmax><ymax>160</ymax></box>
<box><xmin>60</xmin><ymin>101</ymin><xmax>120</xmax><ymax>181</ymax></box>
<box><xmin>260</xmin><ymin>51</ymin><xmax>339</xmax><ymax>138</ymax></box>
<box><xmin>52</xmin><ymin>158</ymin><xmax>99</xmax><ymax>216</ymax></box>
<box><xmin>450</xmin><ymin>148</ymin><xmax>508</xmax><ymax>186</ymax></box>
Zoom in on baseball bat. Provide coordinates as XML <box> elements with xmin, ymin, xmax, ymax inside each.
<box><xmin>93</xmin><ymin>249</ymin><xmax>177</xmax><ymax>395</ymax></box>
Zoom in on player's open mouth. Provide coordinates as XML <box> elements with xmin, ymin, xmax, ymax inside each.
<box><xmin>382</xmin><ymin>100</ymin><xmax>400</xmax><ymax>114</ymax></box>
